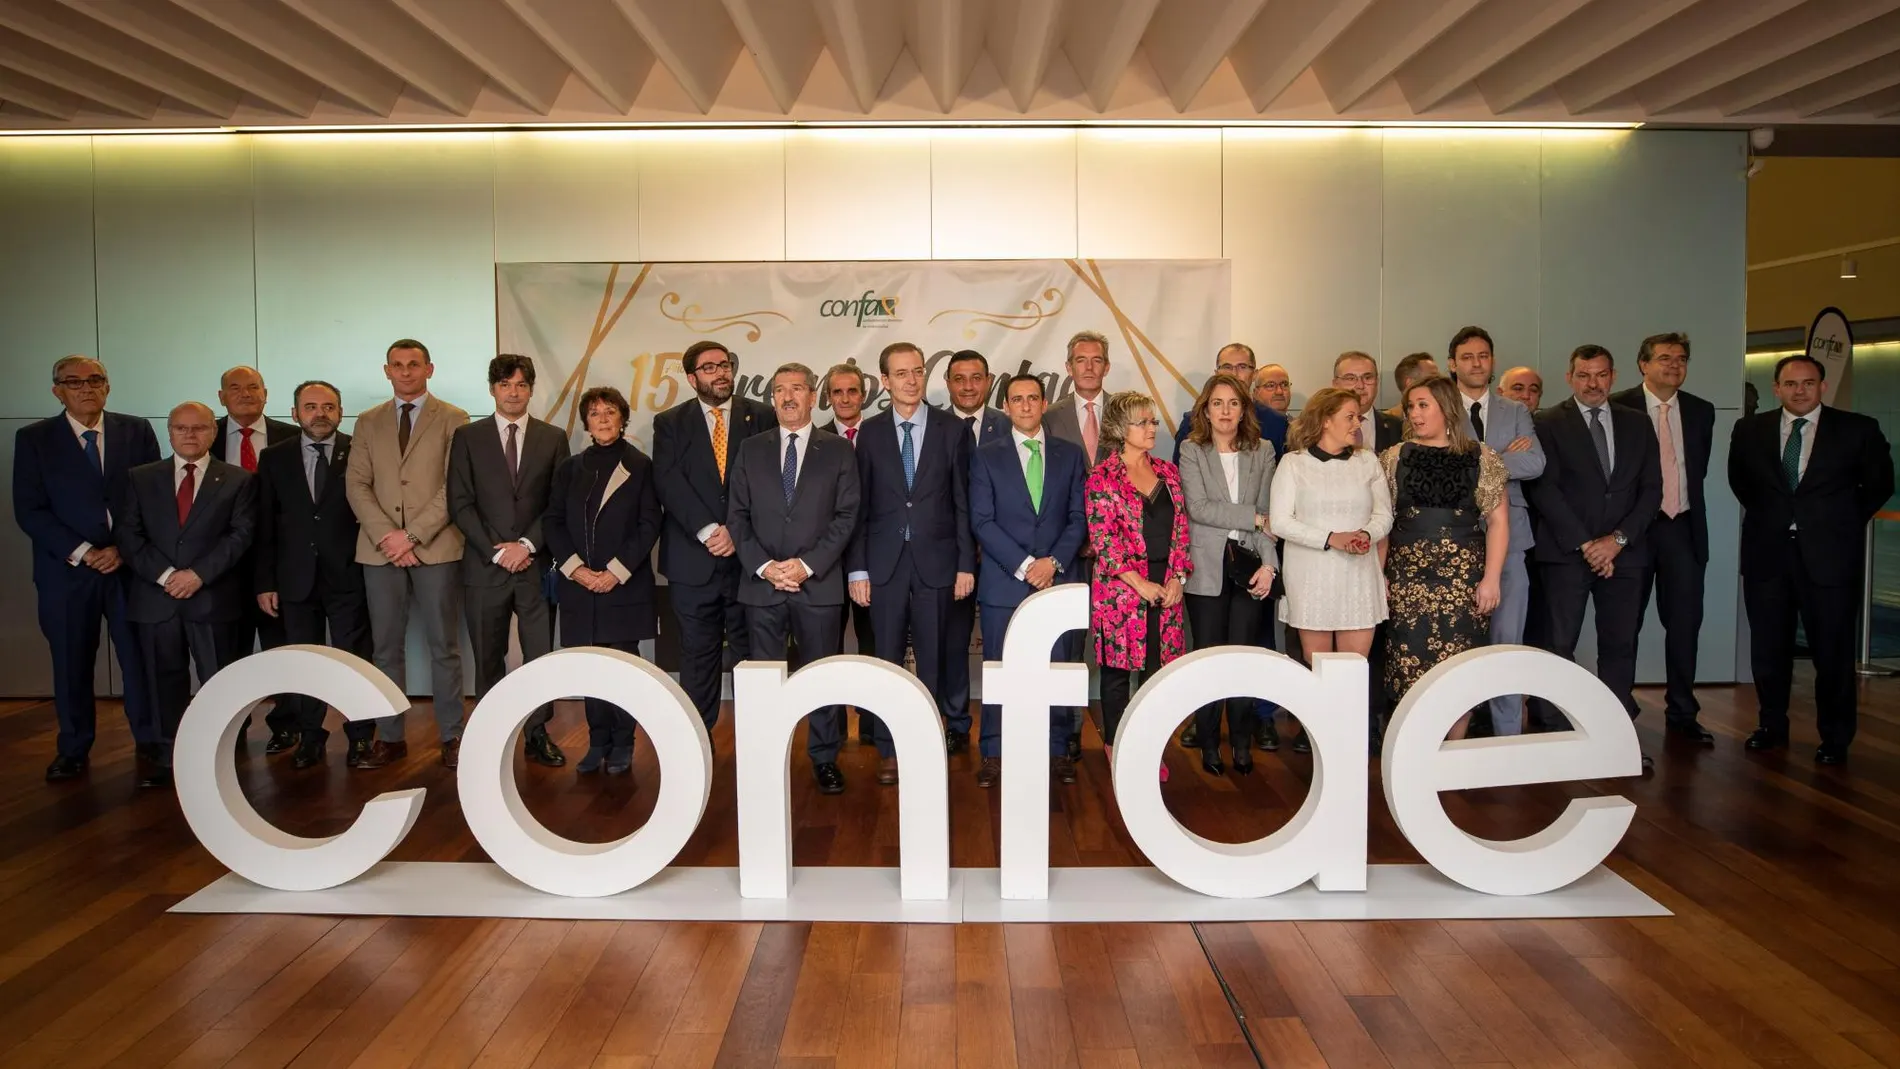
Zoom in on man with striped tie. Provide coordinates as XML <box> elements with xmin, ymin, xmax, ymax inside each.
<box><xmin>215</xmin><ymin>365</ymin><xmax>300</xmax><ymax>754</ymax></box>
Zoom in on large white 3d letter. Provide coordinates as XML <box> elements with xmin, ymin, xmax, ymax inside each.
<box><xmin>459</xmin><ymin>648</ymin><xmax>711</xmax><ymax>897</ymax></box>
<box><xmin>733</xmin><ymin>654</ymin><xmax>948</xmax><ymax>900</ymax></box>
<box><xmin>1382</xmin><ymin>646</ymin><xmax>1641</xmax><ymax>896</ymax></box>
<box><xmin>175</xmin><ymin>645</ymin><xmax>423</xmax><ymax>891</ymax></box>
<box><xmin>988</xmin><ymin>584</ymin><xmax>1090</xmax><ymax>899</ymax></box>
<box><xmin>1113</xmin><ymin>650</ymin><xmax>1368</xmax><ymax>897</ymax></box>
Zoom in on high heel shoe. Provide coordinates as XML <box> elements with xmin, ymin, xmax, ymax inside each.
<box><xmin>1200</xmin><ymin>752</ymin><xmax>1224</xmax><ymax>776</ymax></box>
<box><xmin>1232</xmin><ymin>749</ymin><xmax>1254</xmax><ymax>775</ymax></box>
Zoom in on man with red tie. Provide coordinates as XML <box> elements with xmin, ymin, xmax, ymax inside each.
<box><xmin>819</xmin><ymin>362</ymin><xmax>878</xmax><ymax>742</ymax></box>
<box><xmin>215</xmin><ymin>365</ymin><xmax>301</xmax><ymax>753</ymax></box>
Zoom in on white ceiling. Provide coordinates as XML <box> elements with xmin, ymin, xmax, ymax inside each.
<box><xmin>0</xmin><ymin>0</ymin><xmax>1896</xmax><ymax>130</ymax></box>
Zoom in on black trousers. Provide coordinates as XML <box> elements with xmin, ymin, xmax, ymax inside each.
<box><xmin>941</xmin><ymin>586</ymin><xmax>976</xmax><ymax>735</ymax></box>
<box><xmin>842</xmin><ymin>598</ymin><xmax>880</xmax><ymax>739</ymax></box>
<box><xmin>1099</xmin><ymin>599</ymin><xmax>1162</xmax><ymax>747</ymax></box>
<box><xmin>746</xmin><ymin>596</ymin><xmax>846</xmax><ymax>763</ymax></box>
<box><xmin>233</xmin><ymin>587</ymin><xmax>297</xmax><ymax>733</ymax></box>
<box><xmin>1184</xmin><ymin>548</ymin><xmax>1272</xmax><ymax>756</ymax></box>
<box><xmin>279</xmin><ymin>573</ymin><xmax>375</xmax><ymax>742</ymax></box>
<box><xmin>669</xmin><ymin>570</ymin><xmax>749</xmax><ymax>732</ymax></box>
<box><xmin>582</xmin><ymin>639</ymin><xmax>642</xmax><ymax>752</ymax></box>
<box><xmin>1639</xmin><ymin>513</ymin><xmax>1705</xmax><ymax>725</ymax></box>
<box><xmin>1537</xmin><ymin>560</ymin><xmax>1647</xmax><ymax>721</ymax></box>
<box><xmin>464</xmin><ymin>569</ymin><xmax>555</xmax><ymax>733</ymax></box>
<box><xmin>869</xmin><ymin>545</ymin><xmax>950</xmax><ymax>758</ymax></box>
<box><xmin>138</xmin><ymin>616</ymin><xmax>238</xmax><ymax>761</ymax></box>
<box><xmin>1744</xmin><ymin>534</ymin><xmax>1859</xmax><ymax>750</ymax></box>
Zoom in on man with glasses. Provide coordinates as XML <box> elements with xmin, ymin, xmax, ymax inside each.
<box><xmin>1332</xmin><ymin>351</ymin><xmax>1403</xmax><ymax>452</ymax></box>
<box><xmin>15</xmin><ymin>356</ymin><xmax>163</xmax><ymax>782</ymax></box>
<box><xmin>1174</xmin><ymin>343</ymin><xmax>1288</xmax><ymax>459</ymax></box>
<box><xmin>1253</xmin><ymin>364</ymin><xmax>1292</xmax><ymax>416</ymax></box>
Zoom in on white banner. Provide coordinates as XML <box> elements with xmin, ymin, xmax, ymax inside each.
<box><xmin>1807</xmin><ymin>305</ymin><xmax>1853</xmax><ymax>408</ymax></box>
<box><xmin>496</xmin><ymin>259</ymin><xmax>1231</xmax><ymax>452</ymax></box>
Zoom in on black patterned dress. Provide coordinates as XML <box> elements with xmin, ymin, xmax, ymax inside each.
<box><xmin>1380</xmin><ymin>443</ymin><xmax>1507</xmax><ymax>706</ymax></box>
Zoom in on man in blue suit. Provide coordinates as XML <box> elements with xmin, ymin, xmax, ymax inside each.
<box><xmin>847</xmin><ymin>341</ymin><xmax>976</xmax><ymax>786</ymax></box>
<box><xmin>969</xmin><ymin>374</ymin><xmax>1088</xmax><ymax>787</ymax></box>
<box><xmin>1172</xmin><ymin>343</ymin><xmax>1288</xmax><ymax>460</ymax></box>
<box><xmin>940</xmin><ymin>349</ymin><xmax>1010</xmax><ymax>756</ymax></box>
<box><xmin>13</xmin><ymin>356</ymin><xmax>162</xmax><ymax>781</ymax></box>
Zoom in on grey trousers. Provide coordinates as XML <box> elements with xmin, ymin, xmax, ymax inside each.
<box><xmin>364</xmin><ymin>561</ymin><xmax>466</xmax><ymax>743</ymax></box>
<box><xmin>463</xmin><ymin>569</ymin><xmax>555</xmax><ymax>732</ymax></box>
<box><xmin>1486</xmin><ymin>547</ymin><xmax>1530</xmax><ymax>734</ymax></box>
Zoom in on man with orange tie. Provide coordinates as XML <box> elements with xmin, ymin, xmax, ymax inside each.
<box><xmin>653</xmin><ymin>341</ymin><xmax>778</xmax><ymax>737</ymax></box>
<box><xmin>1611</xmin><ymin>333</ymin><xmax>1717</xmax><ymax>744</ymax></box>
<box><xmin>215</xmin><ymin>365</ymin><xmax>300</xmax><ymax>753</ymax></box>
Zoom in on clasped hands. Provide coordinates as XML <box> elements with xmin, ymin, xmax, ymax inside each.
<box><xmin>163</xmin><ymin>568</ymin><xmax>203</xmax><ymax>599</ymax></box>
<box><xmin>1326</xmin><ymin>530</ymin><xmax>1373</xmax><ymax>555</ymax></box>
<box><xmin>571</xmin><ymin>566</ymin><xmax>622</xmax><ymax>594</ymax></box>
<box><xmin>1127</xmin><ymin>575</ymin><xmax>1183</xmax><ymax>608</ymax></box>
<box><xmin>768</xmin><ymin>559</ymin><xmax>813</xmax><ymax>594</ymax></box>
<box><xmin>1580</xmin><ymin>535</ymin><xmax>1622</xmax><ymax>578</ymax></box>
<box><xmin>376</xmin><ymin>529</ymin><xmax>420</xmax><ymax>567</ymax></box>
<box><xmin>81</xmin><ymin>545</ymin><xmax>121</xmax><ymax>574</ymax></box>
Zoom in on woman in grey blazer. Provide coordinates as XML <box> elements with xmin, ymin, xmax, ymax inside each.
<box><xmin>1178</xmin><ymin>374</ymin><xmax>1279</xmax><ymax>774</ymax></box>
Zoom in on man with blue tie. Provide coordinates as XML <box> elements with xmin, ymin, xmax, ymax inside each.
<box><xmin>969</xmin><ymin>374</ymin><xmax>1088</xmax><ymax>786</ymax></box>
<box><xmin>14</xmin><ymin>356</ymin><xmax>162</xmax><ymax>782</ymax></box>
<box><xmin>941</xmin><ymin>349</ymin><xmax>1010</xmax><ymax>755</ymax></box>
<box><xmin>847</xmin><ymin>342</ymin><xmax>976</xmax><ymax>787</ymax></box>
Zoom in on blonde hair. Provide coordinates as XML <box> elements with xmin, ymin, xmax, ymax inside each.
<box><xmin>1287</xmin><ymin>387</ymin><xmax>1359</xmax><ymax>453</ymax></box>
<box><xmin>1099</xmin><ymin>390</ymin><xmax>1155</xmax><ymax>453</ymax></box>
<box><xmin>1401</xmin><ymin>376</ymin><xmax>1477</xmax><ymax>454</ymax></box>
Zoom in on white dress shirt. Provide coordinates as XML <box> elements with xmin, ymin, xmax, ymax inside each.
<box><xmin>1219</xmin><ymin>449</ymin><xmax>1245</xmax><ymax>543</ymax></box>
<box><xmin>65</xmin><ymin>412</ymin><xmax>107</xmax><ymax>564</ymax></box>
<box><xmin>1460</xmin><ymin>389</ymin><xmax>1491</xmax><ymax>443</ymax></box>
<box><xmin>833</xmin><ymin>415</ymin><xmax>863</xmax><ymax>444</ymax></box>
<box><xmin>695</xmin><ymin>400</ymin><xmax>735</xmax><ymax>544</ymax></box>
<box><xmin>223</xmin><ymin>416</ymin><xmax>265</xmax><ymax>466</ymax></box>
<box><xmin>1643</xmin><ymin>385</ymin><xmax>1691</xmax><ymax>512</ymax></box>
<box><xmin>157</xmin><ymin>453</ymin><xmax>209</xmax><ymax>586</ymax></box>
<box><xmin>1779</xmin><ymin>404</ymin><xmax>1820</xmax><ymax>483</ymax></box>
<box><xmin>1010</xmin><ymin>427</ymin><xmax>1053</xmax><ymax>580</ymax></box>
<box><xmin>491</xmin><ymin>412</ymin><xmax>536</xmax><ymax>562</ymax></box>
<box><xmin>764</xmin><ymin>424</ymin><xmax>815</xmax><ymax>580</ymax></box>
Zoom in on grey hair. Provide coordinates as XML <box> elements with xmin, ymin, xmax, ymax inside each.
<box><xmin>771</xmin><ymin>361</ymin><xmax>818</xmax><ymax>391</ymax></box>
<box><xmin>1099</xmin><ymin>390</ymin><xmax>1155</xmax><ymax>453</ymax></box>
<box><xmin>1065</xmin><ymin>330</ymin><xmax>1111</xmax><ymax>363</ymax></box>
<box><xmin>51</xmin><ymin>354</ymin><xmax>104</xmax><ymax>382</ymax></box>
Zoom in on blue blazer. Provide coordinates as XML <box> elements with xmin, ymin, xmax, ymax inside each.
<box><xmin>12</xmin><ymin>410</ymin><xmax>161</xmax><ymax>585</ymax></box>
<box><xmin>847</xmin><ymin>405</ymin><xmax>975</xmax><ymax>587</ymax></box>
<box><xmin>970</xmin><ymin>432</ymin><xmax>1087</xmax><ymax>608</ymax></box>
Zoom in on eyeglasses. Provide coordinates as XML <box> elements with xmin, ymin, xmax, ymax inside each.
<box><xmin>1126</xmin><ymin>418</ymin><xmax>1161</xmax><ymax>429</ymax></box>
<box><xmin>1334</xmin><ymin>373</ymin><xmax>1378</xmax><ymax>385</ymax></box>
<box><xmin>55</xmin><ymin>375</ymin><xmax>108</xmax><ymax>389</ymax></box>
<box><xmin>1217</xmin><ymin>362</ymin><xmax>1255</xmax><ymax>376</ymax></box>
<box><xmin>691</xmin><ymin>360</ymin><xmax>734</xmax><ymax>375</ymax></box>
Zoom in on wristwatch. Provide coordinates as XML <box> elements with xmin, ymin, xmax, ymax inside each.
<box><xmin>406</xmin><ymin>532</ymin><xmax>422</xmax><ymax>546</ymax></box>
<box><xmin>1611</xmin><ymin>530</ymin><xmax>1628</xmax><ymax>547</ymax></box>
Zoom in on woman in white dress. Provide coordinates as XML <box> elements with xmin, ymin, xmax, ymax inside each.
<box><xmin>1270</xmin><ymin>386</ymin><xmax>1394</xmax><ymax>673</ymax></box>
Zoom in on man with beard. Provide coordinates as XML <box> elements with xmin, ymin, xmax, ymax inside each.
<box><xmin>254</xmin><ymin>381</ymin><xmax>374</xmax><ymax>768</ymax></box>
<box><xmin>652</xmin><ymin>341</ymin><xmax>777</xmax><ymax>737</ymax></box>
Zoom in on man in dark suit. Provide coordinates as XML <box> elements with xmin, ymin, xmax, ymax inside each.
<box><xmin>847</xmin><ymin>342</ymin><xmax>975</xmax><ymax>786</ymax></box>
<box><xmin>254</xmin><ymin>380</ymin><xmax>374</xmax><ymax>769</ymax></box>
<box><xmin>448</xmin><ymin>354</ymin><xmax>571</xmax><ymax>768</ymax></box>
<box><xmin>940</xmin><ymin>349</ymin><xmax>1010</xmax><ymax>756</ymax></box>
<box><xmin>216</xmin><ymin>364</ymin><xmax>301</xmax><ymax>753</ymax></box>
<box><xmin>1530</xmin><ymin>345</ymin><xmax>1663</xmax><ymax>770</ymax></box>
<box><xmin>14</xmin><ymin>356</ymin><xmax>162</xmax><ymax>782</ymax></box>
<box><xmin>1730</xmin><ymin>354</ymin><xmax>1894</xmax><ymax>765</ymax></box>
<box><xmin>1332</xmin><ymin>350</ymin><xmax>1404</xmax><ymax>452</ymax></box>
<box><xmin>818</xmin><ymin>362</ymin><xmax>878</xmax><ymax>743</ymax></box>
<box><xmin>969</xmin><ymin>373</ymin><xmax>1088</xmax><ymax>786</ymax></box>
<box><xmin>1172</xmin><ymin>342</ymin><xmax>1290</xmax><ymax>459</ymax></box>
<box><xmin>1610</xmin><ymin>333</ymin><xmax>1717</xmax><ymax>744</ymax></box>
<box><xmin>728</xmin><ymin>362</ymin><xmax>861</xmax><ymax>794</ymax></box>
<box><xmin>116</xmin><ymin>402</ymin><xmax>257</xmax><ymax>788</ymax></box>
<box><xmin>653</xmin><ymin>340</ymin><xmax>778</xmax><ymax>737</ymax></box>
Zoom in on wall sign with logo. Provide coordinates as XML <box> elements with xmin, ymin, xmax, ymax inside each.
<box><xmin>1807</xmin><ymin>305</ymin><xmax>1854</xmax><ymax>408</ymax></box>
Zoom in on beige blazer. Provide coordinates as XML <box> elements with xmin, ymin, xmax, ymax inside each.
<box><xmin>346</xmin><ymin>394</ymin><xmax>470</xmax><ymax>566</ymax></box>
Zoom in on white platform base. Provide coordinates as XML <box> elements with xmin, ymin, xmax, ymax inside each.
<box><xmin>173</xmin><ymin>863</ymin><xmax>1667</xmax><ymax>923</ymax></box>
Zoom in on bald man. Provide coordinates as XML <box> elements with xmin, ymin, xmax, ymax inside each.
<box><xmin>1253</xmin><ymin>364</ymin><xmax>1292</xmax><ymax>415</ymax></box>
<box><xmin>117</xmin><ymin>402</ymin><xmax>257</xmax><ymax>787</ymax></box>
<box><xmin>1500</xmin><ymin>366</ymin><xmax>1543</xmax><ymax>413</ymax></box>
<box><xmin>216</xmin><ymin>365</ymin><xmax>301</xmax><ymax>752</ymax></box>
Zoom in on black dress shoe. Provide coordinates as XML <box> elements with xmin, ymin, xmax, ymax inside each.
<box><xmin>44</xmin><ymin>755</ymin><xmax>87</xmax><ymax>782</ymax></box>
<box><xmin>1254</xmin><ymin>723</ymin><xmax>1279</xmax><ymax>752</ymax></box>
<box><xmin>265</xmin><ymin>729</ymin><xmax>301</xmax><ymax>755</ymax></box>
<box><xmin>1067</xmin><ymin>733</ymin><xmax>1082</xmax><ymax>760</ymax></box>
<box><xmin>814</xmin><ymin>762</ymin><xmax>845</xmax><ymax>795</ymax></box>
<box><xmin>1640</xmin><ymin>752</ymin><xmax>1654</xmax><ymax>774</ymax></box>
<box><xmin>1291</xmin><ymin>734</ymin><xmax>1311</xmax><ymax>755</ymax></box>
<box><xmin>137</xmin><ymin>762</ymin><xmax>173</xmax><ymax>789</ymax></box>
<box><xmin>1816</xmin><ymin>745</ymin><xmax>1847</xmax><ymax>766</ymax></box>
<box><xmin>1200</xmin><ymin>752</ymin><xmax>1224</xmax><ymax>776</ymax></box>
<box><xmin>1666</xmin><ymin>720</ymin><xmax>1715</xmax><ymax>745</ymax></box>
<box><xmin>1744</xmin><ymin>729</ymin><xmax>1789</xmax><ymax>752</ymax></box>
<box><xmin>1178</xmin><ymin>724</ymin><xmax>1198</xmax><ymax>748</ymax></box>
<box><xmin>523</xmin><ymin>726</ymin><xmax>567</xmax><ymax>767</ymax></box>
<box><xmin>345</xmin><ymin>738</ymin><xmax>374</xmax><ymax>768</ymax></box>
<box><xmin>604</xmin><ymin>745</ymin><xmax>633</xmax><ymax>776</ymax></box>
<box><xmin>292</xmin><ymin>731</ymin><xmax>327</xmax><ymax>770</ymax></box>
<box><xmin>577</xmin><ymin>746</ymin><xmax>605</xmax><ymax>773</ymax></box>
<box><xmin>944</xmin><ymin>729</ymin><xmax>969</xmax><ymax>756</ymax></box>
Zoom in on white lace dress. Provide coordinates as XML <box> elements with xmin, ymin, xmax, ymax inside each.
<box><xmin>1269</xmin><ymin>447</ymin><xmax>1394</xmax><ymax>631</ymax></box>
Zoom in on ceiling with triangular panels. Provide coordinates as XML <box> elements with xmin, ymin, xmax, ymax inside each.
<box><xmin>0</xmin><ymin>0</ymin><xmax>1896</xmax><ymax>129</ymax></box>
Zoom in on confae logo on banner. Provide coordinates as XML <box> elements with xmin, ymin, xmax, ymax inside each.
<box><xmin>175</xmin><ymin>587</ymin><xmax>1643</xmax><ymax>916</ymax></box>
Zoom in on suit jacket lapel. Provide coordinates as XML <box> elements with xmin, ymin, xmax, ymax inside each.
<box><xmin>181</xmin><ymin>464</ymin><xmax>223</xmax><ymax>535</ymax></box>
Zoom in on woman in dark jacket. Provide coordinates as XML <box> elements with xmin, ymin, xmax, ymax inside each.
<box><xmin>544</xmin><ymin>386</ymin><xmax>662</xmax><ymax>776</ymax></box>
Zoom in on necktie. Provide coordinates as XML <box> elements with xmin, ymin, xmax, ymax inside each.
<box><xmin>1024</xmin><ymin>439</ymin><xmax>1044</xmax><ymax>512</ymax></box>
<box><xmin>1783</xmin><ymin>417</ymin><xmax>1807</xmax><ymax>489</ymax></box>
<box><xmin>398</xmin><ymin>402</ymin><xmax>415</xmax><ymax>454</ymax></box>
<box><xmin>1082</xmin><ymin>401</ymin><xmax>1099</xmax><ymax>462</ymax></box>
<box><xmin>900</xmin><ymin>421</ymin><xmax>917</xmax><ymax>541</ymax></box>
<box><xmin>1656</xmin><ymin>402</ymin><xmax>1680</xmax><ymax>517</ymax></box>
<box><xmin>1470</xmin><ymin>402</ymin><xmax>1484</xmax><ymax>442</ymax></box>
<box><xmin>239</xmin><ymin>426</ymin><xmax>257</xmax><ymax>472</ymax></box>
<box><xmin>964</xmin><ymin>414</ymin><xmax>977</xmax><ymax>441</ymax></box>
<box><xmin>177</xmin><ymin>462</ymin><xmax>196</xmax><ymax>525</ymax></box>
<box><xmin>782</xmin><ymin>433</ymin><xmax>798</xmax><ymax>505</ymax></box>
<box><xmin>1589</xmin><ymin>406</ymin><xmax>1611</xmax><ymax>477</ymax></box>
<box><xmin>82</xmin><ymin>429</ymin><xmax>102</xmax><ymax>474</ymax></box>
<box><xmin>505</xmin><ymin>421</ymin><xmax>520</xmax><ymax>488</ymax></box>
<box><xmin>711</xmin><ymin>407</ymin><xmax>728</xmax><ymax>481</ymax></box>
<box><xmin>844</xmin><ymin>425</ymin><xmax>857</xmax><ymax>444</ymax></box>
<box><xmin>311</xmin><ymin>442</ymin><xmax>329</xmax><ymax>502</ymax></box>
<box><xmin>1352</xmin><ymin>421</ymin><xmax>1364</xmax><ymax>448</ymax></box>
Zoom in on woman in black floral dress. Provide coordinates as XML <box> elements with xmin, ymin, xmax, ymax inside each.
<box><xmin>1379</xmin><ymin>376</ymin><xmax>1509</xmax><ymax>740</ymax></box>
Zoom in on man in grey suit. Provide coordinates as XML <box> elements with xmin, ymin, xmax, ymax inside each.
<box><xmin>1449</xmin><ymin>325</ymin><xmax>1546</xmax><ymax>736</ymax></box>
<box><xmin>1044</xmin><ymin>330</ymin><xmax>1114</xmax><ymax>469</ymax></box>
<box><xmin>448</xmin><ymin>354</ymin><xmax>571</xmax><ymax>768</ymax></box>
<box><xmin>728</xmin><ymin>362</ymin><xmax>862</xmax><ymax>795</ymax></box>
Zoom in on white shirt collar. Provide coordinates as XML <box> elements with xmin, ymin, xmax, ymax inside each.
<box><xmin>700</xmin><ymin>398</ymin><xmax>730</xmax><ymax>418</ymax></box>
<box><xmin>228</xmin><ymin>415</ymin><xmax>264</xmax><ymax>432</ymax></box>
<box><xmin>1782</xmin><ymin>405</ymin><xmax>1820</xmax><ymax>427</ymax></box>
<box><xmin>779</xmin><ymin>422</ymin><xmax>812</xmax><ymax>441</ymax></box>
<box><xmin>1012</xmin><ymin>426</ymin><xmax>1045</xmax><ymax>449</ymax></box>
<box><xmin>174</xmin><ymin>452</ymin><xmax>207</xmax><ymax>473</ymax></box>
<box><xmin>494</xmin><ymin>411</ymin><xmax>530</xmax><ymax>432</ymax></box>
<box><xmin>301</xmin><ymin>431</ymin><xmax>333</xmax><ymax>449</ymax></box>
<box><xmin>953</xmin><ymin>405</ymin><xmax>986</xmax><ymax>421</ymax></box>
<box><xmin>66</xmin><ymin>412</ymin><xmax>102</xmax><ymax>439</ymax></box>
<box><xmin>1073</xmin><ymin>391</ymin><xmax>1103</xmax><ymax>414</ymax></box>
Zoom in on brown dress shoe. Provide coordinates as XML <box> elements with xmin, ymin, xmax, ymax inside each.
<box><xmin>1052</xmin><ymin>755</ymin><xmax>1077</xmax><ymax>784</ymax></box>
<box><xmin>976</xmin><ymin>756</ymin><xmax>1001</xmax><ymax>788</ymax></box>
<box><xmin>440</xmin><ymin>737</ymin><xmax>460</xmax><ymax>769</ymax></box>
<box><xmin>354</xmin><ymin>740</ymin><xmax>407</xmax><ymax>770</ymax></box>
<box><xmin>877</xmin><ymin>757</ymin><xmax>899</xmax><ymax>786</ymax></box>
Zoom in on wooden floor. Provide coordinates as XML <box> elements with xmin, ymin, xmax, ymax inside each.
<box><xmin>4</xmin><ymin>671</ymin><xmax>1900</xmax><ymax>1069</ymax></box>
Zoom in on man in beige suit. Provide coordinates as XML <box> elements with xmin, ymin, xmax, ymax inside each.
<box><xmin>346</xmin><ymin>339</ymin><xmax>470</xmax><ymax>768</ymax></box>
